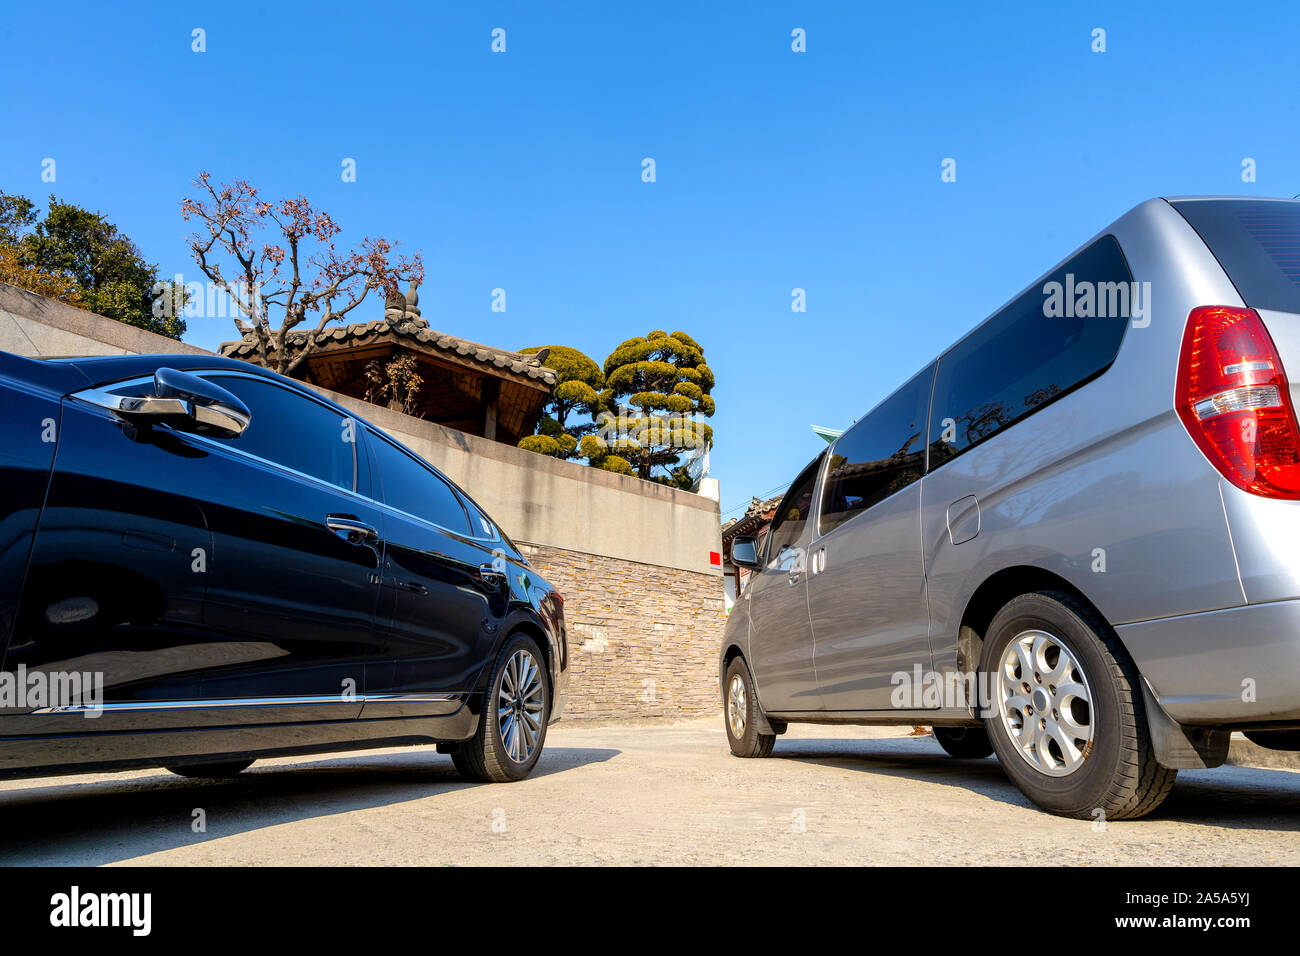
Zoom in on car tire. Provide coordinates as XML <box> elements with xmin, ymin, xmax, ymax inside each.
<box><xmin>453</xmin><ymin>633</ymin><xmax>549</xmax><ymax>783</ymax></box>
<box><xmin>167</xmin><ymin>759</ymin><xmax>253</xmax><ymax>778</ymax></box>
<box><xmin>932</xmin><ymin>726</ymin><xmax>994</xmax><ymax>758</ymax></box>
<box><xmin>724</xmin><ymin>657</ymin><xmax>776</xmax><ymax>758</ymax></box>
<box><xmin>980</xmin><ymin>590</ymin><xmax>1176</xmax><ymax>820</ymax></box>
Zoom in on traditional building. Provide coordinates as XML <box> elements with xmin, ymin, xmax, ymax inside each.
<box><xmin>218</xmin><ymin>285</ymin><xmax>557</xmax><ymax>445</ymax></box>
<box><xmin>720</xmin><ymin>494</ymin><xmax>782</xmax><ymax>607</ymax></box>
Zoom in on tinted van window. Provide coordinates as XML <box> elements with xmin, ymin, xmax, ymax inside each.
<box><xmin>820</xmin><ymin>364</ymin><xmax>934</xmax><ymax>535</ymax></box>
<box><xmin>1172</xmin><ymin>199</ymin><xmax>1300</xmax><ymax>315</ymax></box>
<box><xmin>765</xmin><ymin>456</ymin><xmax>821</xmax><ymax>566</ymax></box>
<box><xmin>206</xmin><ymin>375</ymin><xmax>358</xmax><ymax>491</ymax></box>
<box><xmin>929</xmin><ymin>235</ymin><xmax>1132</xmax><ymax>467</ymax></box>
<box><xmin>370</xmin><ymin>433</ymin><xmax>471</xmax><ymax>534</ymax></box>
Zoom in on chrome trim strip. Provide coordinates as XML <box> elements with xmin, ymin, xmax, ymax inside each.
<box><xmin>32</xmin><ymin>694</ymin><xmax>459</xmax><ymax>715</ymax></box>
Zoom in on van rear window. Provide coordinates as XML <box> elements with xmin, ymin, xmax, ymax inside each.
<box><xmin>1172</xmin><ymin>199</ymin><xmax>1300</xmax><ymax>315</ymax></box>
<box><xmin>928</xmin><ymin>235</ymin><xmax>1133</xmax><ymax>468</ymax></box>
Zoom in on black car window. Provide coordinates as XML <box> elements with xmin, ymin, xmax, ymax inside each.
<box><xmin>765</xmin><ymin>456</ymin><xmax>821</xmax><ymax>567</ymax></box>
<box><xmin>820</xmin><ymin>364</ymin><xmax>934</xmax><ymax>535</ymax></box>
<box><xmin>370</xmin><ymin>433</ymin><xmax>471</xmax><ymax>534</ymax></box>
<box><xmin>462</xmin><ymin>496</ymin><xmax>498</xmax><ymax>540</ymax></box>
<box><xmin>204</xmin><ymin>374</ymin><xmax>358</xmax><ymax>491</ymax></box>
<box><xmin>929</xmin><ymin>235</ymin><xmax>1132</xmax><ymax>468</ymax></box>
<box><xmin>1172</xmin><ymin>199</ymin><xmax>1300</xmax><ymax>315</ymax></box>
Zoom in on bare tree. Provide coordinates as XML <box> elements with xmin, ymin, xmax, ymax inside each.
<box><xmin>181</xmin><ymin>172</ymin><xmax>423</xmax><ymax>377</ymax></box>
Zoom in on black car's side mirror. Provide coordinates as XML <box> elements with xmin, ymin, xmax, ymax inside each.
<box><xmin>730</xmin><ymin>535</ymin><xmax>761</xmax><ymax>570</ymax></box>
<box><xmin>90</xmin><ymin>368</ymin><xmax>252</xmax><ymax>439</ymax></box>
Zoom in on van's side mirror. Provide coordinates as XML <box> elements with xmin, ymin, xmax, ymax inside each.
<box><xmin>104</xmin><ymin>368</ymin><xmax>251</xmax><ymax>438</ymax></box>
<box><xmin>730</xmin><ymin>535</ymin><xmax>761</xmax><ymax>570</ymax></box>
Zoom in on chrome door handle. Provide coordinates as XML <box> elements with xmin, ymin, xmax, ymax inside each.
<box><xmin>326</xmin><ymin>515</ymin><xmax>378</xmax><ymax>545</ymax></box>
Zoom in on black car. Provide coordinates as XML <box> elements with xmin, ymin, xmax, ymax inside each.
<box><xmin>0</xmin><ymin>350</ymin><xmax>567</xmax><ymax>783</ymax></box>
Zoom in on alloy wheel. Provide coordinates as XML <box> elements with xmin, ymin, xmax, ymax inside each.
<box><xmin>996</xmin><ymin>628</ymin><xmax>1094</xmax><ymax>777</ymax></box>
<box><xmin>497</xmin><ymin>648</ymin><xmax>545</xmax><ymax>763</ymax></box>
<box><xmin>727</xmin><ymin>674</ymin><xmax>747</xmax><ymax>739</ymax></box>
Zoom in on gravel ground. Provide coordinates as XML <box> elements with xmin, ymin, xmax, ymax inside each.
<box><xmin>2</xmin><ymin>718</ymin><xmax>1299</xmax><ymax>866</ymax></box>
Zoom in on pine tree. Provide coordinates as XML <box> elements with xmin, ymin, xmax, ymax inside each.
<box><xmin>516</xmin><ymin>345</ymin><xmax>605</xmax><ymax>460</ymax></box>
<box><xmin>599</xmin><ymin>330</ymin><xmax>715</xmax><ymax>485</ymax></box>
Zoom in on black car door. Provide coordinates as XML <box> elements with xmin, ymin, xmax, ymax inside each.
<box><xmin>364</xmin><ymin>430</ymin><xmax>510</xmax><ymax>703</ymax></box>
<box><xmin>1</xmin><ymin>379</ymin><xmax>213</xmax><ymax>735</ymax></box>
<box><xmin>179</xmin><ymin>372</ymin><xmax>386</xmax><ymax>723</ymax></box>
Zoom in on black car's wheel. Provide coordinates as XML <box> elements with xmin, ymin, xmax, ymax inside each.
<box><xmin>453</xmin><ymin>633</ymin><xmax>549</xmax><ymax>783</ymax></box>
<box><xmin>167</xmin><ymin>759</ymin><xmax>253</xmax><ymax>778</ymax></box>
<box><xmin>980</xmin><ymin>591</ymin><xmax>1175</xmax><ymax>820</ymax></box>
<box><xmin>933</xmin><ymin>726</ymin><xmax>994</xmax><ymax>758</ymax></box>
<box><xmin>724</xmin><ymin>657</ymin><xmax>776</xmax><ymax>758</ymax></box>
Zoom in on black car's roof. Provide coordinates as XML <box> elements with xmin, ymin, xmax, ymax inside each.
<box><xmin>64</xmin><ymin>352</ymin><xmax>371</xmax><ymax>428</ymax></box>
<box><xmin>63</xmin><ymin>352</ymin><xmax>288</xmax><ymax>386</ymax></box>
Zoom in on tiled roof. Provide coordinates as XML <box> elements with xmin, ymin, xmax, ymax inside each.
<box><xmin>721</xmin><ymin>494</ymin><xmax>783</xmax><ymax>540</ymax></box>
<box><xmin>218</xmin><ymin>316</ymin><xmax>557</xmax><ymax>386</ymax></box>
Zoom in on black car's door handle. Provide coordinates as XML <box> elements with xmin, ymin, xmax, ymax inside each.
<box><xmin>325</xmin><ymin>514</ymin><xmax>379</xmax><ymax>545</ymax></box>
<box><xmin>478</xmin><ymin>563</ymin><xmax>508</xmax><ymax>587</ymax></box>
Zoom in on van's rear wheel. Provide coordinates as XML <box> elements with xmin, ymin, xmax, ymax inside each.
<box><xmin>724</xmin><ymin>658</ymin><xmax>775</xmax><ymax>758</ymax></box>
<box><xmin>980</xmin><ymin>591</ymin><xmax>1175</xmax><ymax>820</ymax></box>
<box><xmin>933</xmin><ymin>726</ymin><xmax>993</xmax><ymax>758</ymax></box>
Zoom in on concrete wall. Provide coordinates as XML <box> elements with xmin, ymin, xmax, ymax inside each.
<box><xmin>0</xmin><ymin>283</ymin><xmax>208</xmax><ymax>358</ymax></box>
<box><xmin>318</xmin><ymin>390</ymin><xmax>722</xmax><ymax>576</ymax></box>
<box><xmin>0</xmin><ymin>283</ymin><xmax>727</xmax><ymax>719</ymax></box>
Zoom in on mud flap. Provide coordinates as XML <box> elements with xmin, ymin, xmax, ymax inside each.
<box><xmin>1141</xmin><ymin>678</ymin><xmax>1229</xmax><ymax>769</ymax></box>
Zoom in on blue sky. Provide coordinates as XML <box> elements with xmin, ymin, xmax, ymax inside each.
<box><xmin>3</xmin><ymin>1</ymin><xmax>1297</xmax><ymax>520</ymax></box>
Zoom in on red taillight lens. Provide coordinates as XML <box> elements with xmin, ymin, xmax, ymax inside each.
<box><xmin>1176</xmin><ymin>305</ymin><xmax>1300</xmax><ymax>498</ymax></box>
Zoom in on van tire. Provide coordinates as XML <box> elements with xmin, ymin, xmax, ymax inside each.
<box><xmin>724</xmin><ymin>658</ymin><xmax>776</xmax><ymax>758</ymax></box>
<box><xmin>980</xmin><ymin>591</ymin><xmax>1176</xmax><ymax>820</ymax></box>
<box><xmin>933</xmin><ymin>726</ymin><xmax>994</xmax><ymax>758</ymax></box>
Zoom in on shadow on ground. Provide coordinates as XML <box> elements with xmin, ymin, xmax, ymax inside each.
<box><xmin>0</xmin><ymin>745</ymin><xmax>618</xmax><ymax>865</ymax></box>
<box><xmin>775</xmin><ymin>734</ymin><xmax>1300</xmax><ymax>825</ymax></box>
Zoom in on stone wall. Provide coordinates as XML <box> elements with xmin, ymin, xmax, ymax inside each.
<box><xmin>522</xmin><ymin>543</ymin><xmax>725</xmax><ymax>720</ymax></box>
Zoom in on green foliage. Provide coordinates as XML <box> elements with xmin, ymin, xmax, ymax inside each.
<box><xmin>0</xmin><ymin>190</ymin><xmax>186</xmax><ymax>338</ymax></box>
<box><xmin>517</xmin><ymin>334</ymin><xmax>717</xmax><ymax>485</ymax></box>
<box><xmin>518</xmin><ymin>434</ymin><xmax>563</xmax><ymax>457</ymax></box>
<box><xmin>0</xmin><ymin>193</ymin><xmax>37</xmax><ymax>245</ymax></box>
<box><xmin>594</xmin><ymin>454</ymin><xmax>633</xmax><ymax>476</ymax></box>
<box><xmin>600</xmin><ymin>329</ymin><xmax>715</xmax><ymax>483</ymax></box>
<box><xmin>517</xmin><ymin>345</ymin><xmax>605</xmax><ymax>461</ymax></box>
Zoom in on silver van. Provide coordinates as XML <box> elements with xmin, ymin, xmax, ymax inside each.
<box><xmin>722</xmin><ymin>196</ymin><xmax>1300</xmax><ymax>819</ymax></box>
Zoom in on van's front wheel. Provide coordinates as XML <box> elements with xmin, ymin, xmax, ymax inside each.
<box><xmin>980</xmin><ymin>591</ymin><xmax>1176</xmax><ymax>820</ymax></box>
<box><xmin>724</xmin><ymin>658</ymin><xmax>775</xmax><ymax>758</ymax></box>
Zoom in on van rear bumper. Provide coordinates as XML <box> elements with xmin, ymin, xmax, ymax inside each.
<box><xmin>1117</xmin><ymin>598</ymin><xmax>1300</xmax><ymax>725</ymax></box>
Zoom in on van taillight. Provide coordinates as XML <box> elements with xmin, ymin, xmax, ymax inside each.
<box><xmin>1176</xmin><ymin>305</ymin><xmax>1300</xmax><ymax>498</ymax></box>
